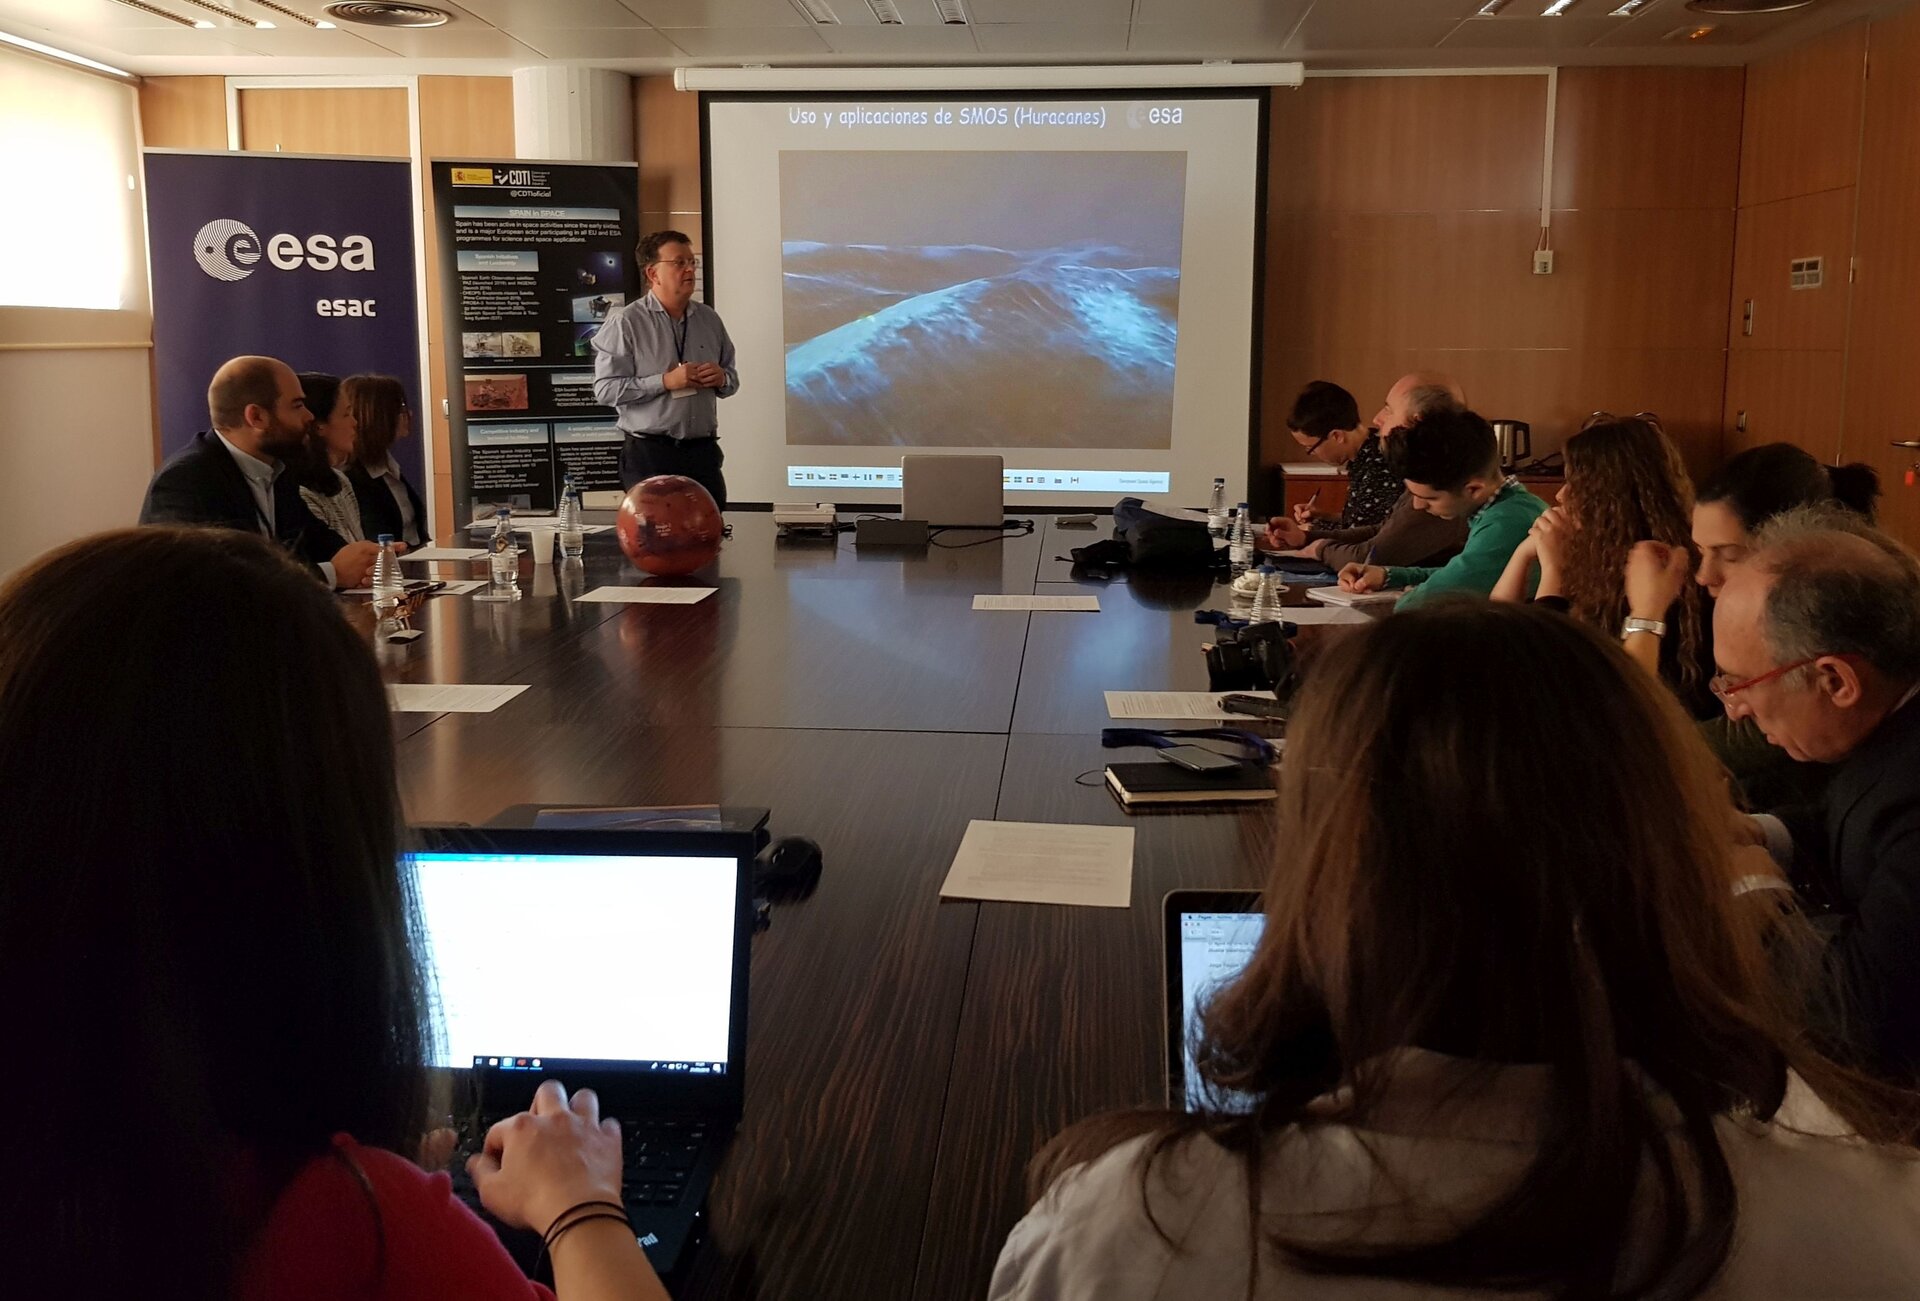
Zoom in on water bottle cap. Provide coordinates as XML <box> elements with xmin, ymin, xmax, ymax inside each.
<box><xmin>1213</xmin><ymin>477</ymin><xmax>1225</xmax><ymax>483</ymax></box>
<box><xmin>1258</xmin><ymin>564</ymin><xmax>1276</xmax><ymax>574</ymax></box>
<box><xmin>494</xmin><ymin>507</ymin><xmax>508</xmax><ymax>517</ymax></box>
<box><xmin>377</xmin><ymin>533</ymin><xmax>394</xmax><ymax>544</ymax></box>
<box><xmin>1238</xmin><ymin>502</ymin><xmax>1250</xmax><ymax>509</ymax></box>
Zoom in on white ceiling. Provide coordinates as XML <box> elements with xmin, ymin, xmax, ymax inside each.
<box><xmin>1</xmin><ymin>0</ymin><xmax>1912</xmax><ymax>76</ymax></box>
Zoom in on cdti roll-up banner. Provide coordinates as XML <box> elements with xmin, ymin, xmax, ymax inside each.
<box><xmin>144</xmin><ymin>149</ymin><xmax>427</xmax><ymax>490</ymax></box>
<box><xmin>430</xmin><ymin>159</ymin><xmax>640</xmax><ymax>519</ymax></box>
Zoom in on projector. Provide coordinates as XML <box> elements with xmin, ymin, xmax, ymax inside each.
<box><xmin>772</xmin><ymin>501</ymin><xmax>838</xmax><ymax>530</ymax></box>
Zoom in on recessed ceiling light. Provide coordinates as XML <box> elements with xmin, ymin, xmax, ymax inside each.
<box><xmin>932</xmin><ymin>0</ymin><xmax>968</xmax><ymax>24</ymax></box>
<box><xmin>255</xmin><ymin>19</ymin><xmax>275</xmax><ymax>27</ymax></box>
<box><xmin>1542</xmin><ymin>0</ymin><xmax>1581</xmax><ymax>15</ymax></box>
<box><xmin>867</xmin><ymin>0</ymin><xmax>903</xmax><ymax>22</ymax></box>
<box><xmin>1610</xmin><ymin>0</ymin><xmax>1649</xmax><ymax>13</ymax></box>
<box><xmin>248</xmin><ymin>0</ymin><xmax>334</xmax><ymax>27</ymax></box>
<box><xmin>179</xmin><ymin>0</ymin><xmax>259</xmax><ymax>24</ymax></box>
<box><xmin>109</xmin><ymin>0</ymin><xmax>204</xmax><ymax>26</ymax></box>
<box><xmin>0</xmin><ymin>28</ymin><xmax>135</xmax><ymax>78</ymax></box>
<box><xmin>789</xmin><ymin>0</ymin><xmax>839</xmax><ymax>22</ymax></box>
<box><xmin>1476</xmin><ymin>0</ymin><xmax>1511</xmax><ymax>13</ymax></box>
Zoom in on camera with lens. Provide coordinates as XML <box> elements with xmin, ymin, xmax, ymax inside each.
<box><xmin>1204</xmin><ymin>619</ymin><xmax>1298</xmax><ymax>695</ymax></box>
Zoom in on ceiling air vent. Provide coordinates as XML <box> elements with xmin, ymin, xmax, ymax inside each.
<box><xmin>932</xmin><ymin>0</ymin><xmax>969</xmax><ymax>25</ymax></box>
<box><xmin>1687</xmin><ymin>0</ymin><xmax>1814</xmax><ymax>12</ymax></box>
<box><xmin>323</xmin><ymin>2</ymin><xmax>451</xmax><ymax>26</ymax></box>
<box><xmin>790</xmin><ymin>0</ymin><xmax>841</xmax><ymax>23</ymax></box>
<box><xmin>868</xmin><ymin>0</ymin><xmax>904</xmax><ymax>22</ymax></box>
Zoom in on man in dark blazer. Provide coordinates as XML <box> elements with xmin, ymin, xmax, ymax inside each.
<box><xmin>1717</xmin><ymin>513</ymin><xmax>1920</xmax><ymax>1079</ymax></box>
<box><xmin>140</xmin><ymin>356</ymin><xmax>382</xmax><ymax>589</ymax></box>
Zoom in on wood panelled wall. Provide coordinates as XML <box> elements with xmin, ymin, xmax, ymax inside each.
<box><xmin>1265</xmin><ymin>69</ymin><xmax>1743</xmax><ymax>482</ymax></box>
<box><xmin>138</xmin><ymin>76</ymin><xmax>227</xmax><ymax>150</ymax></box>
<box><xmin>636</xmin><ymin>76</ymin><xmax>702</xmax><ymax>259</ymax></box>
<box><xmin>1733</xmin><ymin>6</ymin><xmax>1920</xmax><ymax>548</ymax></box>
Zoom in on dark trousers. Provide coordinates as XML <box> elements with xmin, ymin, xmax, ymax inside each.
<box><xmin>619</xmin><ymin>434</ymin><xmax>727</xmax><ymax>511</ymax></box>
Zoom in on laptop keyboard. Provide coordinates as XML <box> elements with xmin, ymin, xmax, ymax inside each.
<box><xmin>449</xmin><ymin>1114</ymin><xmax>710</xmax><ymax>1215</ymax></box>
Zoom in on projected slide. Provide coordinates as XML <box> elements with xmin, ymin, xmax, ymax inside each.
<box><xmin>778</xmin><ymin>151</ymin><xmax>1185</xmax><ymax>450</ymax></box>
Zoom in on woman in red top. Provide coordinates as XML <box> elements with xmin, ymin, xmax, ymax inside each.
<box><xmin>0</xmin><ymin>527</ymin><xmax>665</xmax><ymax>1301</ymax></box>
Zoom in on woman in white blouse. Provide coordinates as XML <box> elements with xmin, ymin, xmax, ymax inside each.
<box><xmin>992</xmin><ymin>601</ymin><xmax>1920</xmax><ymax>1301</ymax></box>
<box><xmin>294</xmin><ymin>372</ymin><xmax>365</xmax><ymax>545</ymax></box>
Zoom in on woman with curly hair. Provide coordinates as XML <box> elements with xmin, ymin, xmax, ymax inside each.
<box><xmin>1493</xmin><ymin>414</ymin><xmax>1716</xmax><ymax>716</ymax></box>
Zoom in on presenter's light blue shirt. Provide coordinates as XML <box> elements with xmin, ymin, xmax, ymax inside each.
<box><xmin>590</xmin><ymin>291</ymin><xmax>739</xmax><ymax>441</ymax></box>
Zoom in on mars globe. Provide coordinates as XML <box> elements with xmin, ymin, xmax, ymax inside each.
<box><xmin>616</xmin><ymin>475</ymin><xmax>724</xmax><ymax>575</ymax></box>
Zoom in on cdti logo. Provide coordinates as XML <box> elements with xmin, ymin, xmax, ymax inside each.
<box><xmin>192</xmin><ymin>218</ymin><xmax>375</xmax><ymax>281</ymax></box>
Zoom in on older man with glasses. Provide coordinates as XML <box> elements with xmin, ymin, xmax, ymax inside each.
<box><xmin>1717</xmin><ymin>509</ymin><xmax>1920</xmax><ymax>1079</ymax></box>
<box><xmin>591</xmin><ymin>229</ymin><xmax>738</xmax><ymax>509</ymax></box>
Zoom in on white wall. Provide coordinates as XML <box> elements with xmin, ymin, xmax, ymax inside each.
<box><xmin>0</xmin><ymin>348</ymin><xmax>157</xmax><ymax>578</ymax></box>
<box><xmin>0</xmin><ymin>47</ymin><xmax>157</xmax><ymax>579</ymax></box>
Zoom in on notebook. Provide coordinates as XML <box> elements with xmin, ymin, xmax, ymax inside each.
<box><xmin>1104</xmin><ymin>762</ymin><xmax>1276</xmax><ymax>809</ymax></box>
<box><xmin>1305</xmin><ymin>585</ymin><xmax>1403</xmax><ymax>608</ymax></box>
<box><xmin>410</xmin><ymin>825</ymin><xmax>757</xmax><ymax>1278</ymax></box>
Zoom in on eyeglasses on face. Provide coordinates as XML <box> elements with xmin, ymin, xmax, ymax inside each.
<box><xmin>652</xmin><ymin>256</ymin><xmax>701</xmax><ymax>270</ymax></box>
<box><xmin>1710</xmin><ymin>652</ymin><xmax>1860</xmax><ymax>699</ymax></box>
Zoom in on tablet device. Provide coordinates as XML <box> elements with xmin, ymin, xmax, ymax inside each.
<box><xmin>1162</xmin><ymin>888</ymin><xmax>1264</xmax><ymax>1110</ymax></box>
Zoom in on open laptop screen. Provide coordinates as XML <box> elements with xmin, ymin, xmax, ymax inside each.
<box><xmin>413</xmin><ymin>848</ymin><xmax>740</xmax><ymax>1078</ymax></box>
<box><xmin>1167</xmin><ymin>894</ymin><xmax>1264</xmax><ymax>1111</ymax></box>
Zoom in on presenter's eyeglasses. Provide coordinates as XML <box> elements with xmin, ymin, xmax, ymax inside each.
<box><xmin>654</xmin><ymin>256</ymin><xmax>702</xmax><ymax>271</ymax></box>
<box><xmin>1709</xmin><ymin>652</ymin><xmax>1859</xmax><ymax>699</ymax></box>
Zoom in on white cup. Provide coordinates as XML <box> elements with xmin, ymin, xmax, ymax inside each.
<box><xmin>530</xmin><ymin>527</ymin><xmax>557</xmax><ymax>565</ymax></box>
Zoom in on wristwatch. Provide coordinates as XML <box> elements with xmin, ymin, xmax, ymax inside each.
<box><xmin>1621</xmin><ymin>616</ymin><xmax>1667</xmax><ymax>640</ymax></box>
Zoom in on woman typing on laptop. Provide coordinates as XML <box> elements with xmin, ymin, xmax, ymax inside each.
<box><xmin>0</xmin><ymin>528</ymin><xmax>664</xmax><ymax>1301</ymax></box>
<box><xmin>992</xmin><ymin>602</ymin><xmax>1920</xmax><ymax>1301</ymax></box>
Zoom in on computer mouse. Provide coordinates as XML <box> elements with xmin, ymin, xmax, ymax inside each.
<box><xmin>755</xmin><ymin>835</ymin><xmax>823</xmax><ymax>902</ymax></box>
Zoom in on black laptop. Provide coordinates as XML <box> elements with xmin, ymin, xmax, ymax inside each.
<box><xmin>411</xmin><ymin>826</ymin><xmax>757</xmax><ymax>1277</ymax></box>
<box><xmin>1162</xmin><ymin>889</ymin><xmax>1264</xmax><ymax>1111</ymax></box>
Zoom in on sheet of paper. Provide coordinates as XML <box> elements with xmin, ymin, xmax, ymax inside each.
<box><xmin>1105</xmin><ymin>690</ymin><xmax>1277</xmax><ymax>720</ymax></box>
<box><xmin>398</xmin><ymin>547</ymin><xmax>487</xmax><ymax>562</ymax></box>
<box><xmin>386</xmin><ymin>683</ymin><xmax>528</xmax><ymax>713</ymax></box>
<box><xmin>973</xmin><ymin>594</ymin><xmax>1101</xmax><ymax>612</ymax></box>
<box><xmin>577</xmin><ymin>586</ymin><xmax>716</xmax><ymax>604</ymax></box>
<box><xmin>1280</xmin><ymin>605</ymin><xmax>1372</xmax><ymax>625</ymax></box>
<box><xmin>939</xmin><ymin>820</ymin><xmax>1134</xmax><ymax>909</ymax></box>
<box><xmin>434</xmin><ymin>580</ymin><xmax>488</xmax><ymax>596</ymax></box>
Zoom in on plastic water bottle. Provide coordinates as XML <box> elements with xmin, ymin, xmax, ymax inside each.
<box><xmin>1206</xmin><ymin>478</ymin><xmax>1228</xmax><ymax>537</ymax></box>
<box><xmin>1249</xmin><ymin>565</ymin><xmax>1285</xmax><ymax>624</ymax></box>
<box><xmin>487</xmin><ymin>507</ymin><xmax>520</xmax><ymax>600</ymax></box>
<box><xmin>370</xmin><ymin>533</ymin><xmax>404</xmax><ymax>634</ymax></box>
<box><xmin>1229</xmin><ymin>502</ymin><xmax>1254</xmax><ymax>578</ymax></box>
<box><xmin>557</xmin><ymin>477</ymin><xmax>585</xmax><ymax>560</ymax></box>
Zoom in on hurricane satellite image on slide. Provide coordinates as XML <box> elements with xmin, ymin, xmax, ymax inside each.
<box><xmin>779</xmin><ymin>150</ymin><xmax>1186</xmax><ymax>449</ymax></box>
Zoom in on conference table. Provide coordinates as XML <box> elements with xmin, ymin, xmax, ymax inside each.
<box><xmin>378</xmin><ymin>513</ymin><xmax>1320</xmax><ymax>1301</ymax></box>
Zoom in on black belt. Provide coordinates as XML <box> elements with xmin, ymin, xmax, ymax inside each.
<box><xmin>630</xmin><ymin>432</ymin><xmax>715</xmax><ymax>444</ymax></box>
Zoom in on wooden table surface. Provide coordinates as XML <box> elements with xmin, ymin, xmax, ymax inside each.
<box><xmin>382</xmin><ymin>513</ymin><xmax>1285</xmax><ymax>1301</ymax></box>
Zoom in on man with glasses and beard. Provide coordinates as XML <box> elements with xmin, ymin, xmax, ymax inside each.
<box><xmin>1718</xmin><ymin>510</ymin><xmax>1920</xmax><ymax>1079</ymax></box>
<box><xmin>591</xmin><ymin>230</ymin><xmax>738</xmax><ymax>510</ymax></box>
<box><xmin>140</xmin><ymin>355</ymin><xmax>382</xmax><ymax>589</ymax></box>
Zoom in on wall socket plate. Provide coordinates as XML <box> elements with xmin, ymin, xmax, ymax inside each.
<box><xmin>1532</xmin><ymin>249</ymin><xmax>1555</xmax><ymax>275</ymax></box>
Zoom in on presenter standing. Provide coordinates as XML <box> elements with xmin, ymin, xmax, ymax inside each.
<box><xmin>591</xmin><ymin>230</ymin><xmax>739</xmax><ymax>509</ymax></box>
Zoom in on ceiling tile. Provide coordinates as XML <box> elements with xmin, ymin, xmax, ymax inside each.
<box><xmin>816</xmin><ymin>23</ymin><xmax>978</xmax><ymax>53</ymax></box>
<box><xmin>456</xmin><ymin>0</ymin><xmax>649</xmax><ymax>26</ymax></box>
<box><xmin>352</xmin><ymin>26</ymin><xmax>547</xmax><ymax>57</ymax></box>
<box><xmin>1131</xmin><ymin>0</ymin><xmax>1309</xmax><ymax>27</ymax></box>
<box><xmin>618</xmin><ymin>0</ymin><xmax>811</xmax><ymax>27</ymax></box>
<box><xmin>58</xmin><ymin>26</ymin><xmax>258</xmax><ymax>54</ymax></box>
<box><xmin>512</xmin><ymin>25</ymin><xmax>683</xmax><ymax>55</ymax></box>
<box><xmin>964</xmin><ymin>0</ymin><xmax>1130</xmax><ymax>22</ymax></box>
<box><xmin>1127</xmin><ymin>24</ymin><xmax>1303</xmax><ymax>57</ymax></box>
<box><xmin>970</xmin><ymin>21</ymin><xmax>1130</xmax><ymax>55</ymax></box>
<box><xmin>1591</xmin><ymin>6</ymin><xmax>1783</xmax><ymax>46</ymax></box>
<box><xmin>654</xmin><ymin>23</ymin><xmax>831</xmax><ymax>53</ymax></box>
<box><xmin>1291</xmin><ymin>0</ymin><xmax>1476</xmax><ymax>51</ymax></box>
<box><xmin>1441</xmin><ymin>16</ymin><xmax>1620</xmax><ymax>48</ymax></box>
<box><xmin>220</xmin><ymin>25</ymin><xmax>399</xmax><ymax>56</ymax></box>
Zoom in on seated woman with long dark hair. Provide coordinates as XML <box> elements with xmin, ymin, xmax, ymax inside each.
<box><xmin>2</xmin><ymin>528</ymin><xmax>664</xmax><ymax>1301</ymax></box>
<box><xmin>992</xmin><ymin>603</ymin><xmax>1920</xmax><ymax>1301</ymax></box>
<box><xmin>1625</xmin><ymin>441</ymin><xmax>1881</xmax><ymax>808</ymax></box>
<box><xmin>1492</xmin><ymin>414</ymin><xmax>1715</xmax><ymax>716</ymax></box>
<box><xmin>295</xmin><ymin>371</ymin><xmax>367</xmax><ymax>545</ymax></box>
<box><xmin>344</xmin><ymin>373</ymin><xmax>429</xmax><ymax>549</ymax></box>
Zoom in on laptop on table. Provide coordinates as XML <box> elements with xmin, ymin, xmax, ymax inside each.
<box><xmin>1162</xmin><ymin>889</ymin><xmax>1264</xmax><ymax>1111</ymax></box>
<box><xmin>411</xmin><ymin>826</ymin><xmax>758</xmax><ymax>1277</ymax></box>
<box><xmin>901</xmin><ymin>453</ymin><xmax>1005</xmax><ymax>527</ymax></box>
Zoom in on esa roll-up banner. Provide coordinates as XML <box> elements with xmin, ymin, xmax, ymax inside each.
<box><xmin>143</xmin><ymin>149</ymin><xmax>427</xmax><ymax>490</ymax></box>
<box><xmin>429</xmin><ymin>159</ymin><xmax>640</xmax><ymax>520</ymax></box>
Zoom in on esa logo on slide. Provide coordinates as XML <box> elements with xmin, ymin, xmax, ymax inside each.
<box><xmin>191</xmin><ymin>218</ymin><xmax>378</xmax><ymax>316</ymax></box>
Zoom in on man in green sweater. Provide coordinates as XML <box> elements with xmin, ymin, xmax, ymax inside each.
<box><xmin>1336</xmin><ymin>407</ymin><xmax>1546</xmax><ymax>610</ymax></box>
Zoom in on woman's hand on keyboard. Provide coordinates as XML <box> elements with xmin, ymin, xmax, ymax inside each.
<box><xmin>467</xmin><ymin>1078</ymin><xmax>624</xmax><ymax>1233</ymax></box>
